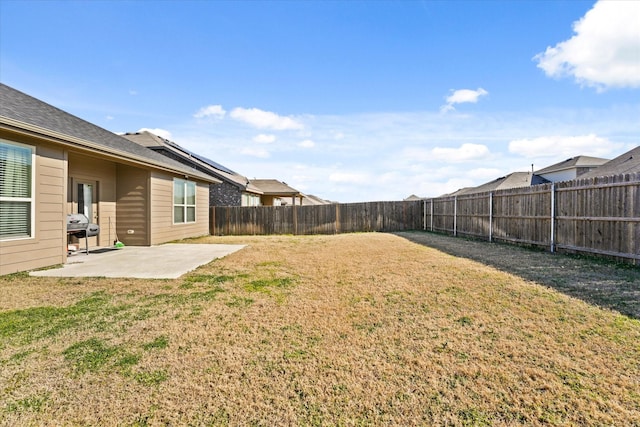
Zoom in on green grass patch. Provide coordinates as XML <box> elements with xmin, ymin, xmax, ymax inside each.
<box><xmin>143</xmin><ymin>335</ymin><xmax>169</xmax><ymax>351</ymax></box>
<box><xmin>183</xmin><ymin>274</ymin><xmax>235</xmax><ymax>286</ymax></box>
<box><xmin>257</xmin><ymin>261</ymin><xmax>283</xmax><ymax>267</ymax></box>
<box><xmin>115</xmin><ymin>352</ymin><xmax>141</xmax><ymax>369</ymax></box>
<box><xmin>244</xmin><ymin>277</ymin><xmax>295</xmax><ymax>293</ymax></box>
<box><xmin>7</xmin><ymin>349</ymin><xmax>35</xmax><ymax>363</ymax></box>
<box><xmin>458</xmin><ymin>407</ymin><xmax>491</xmax><ymax>426</ymax></box>
<box><xmin>225</xmin><ymin>296</ymin><xmax>254</xmax><ymax>308</ymax></box>
<box><xmin>5</xmin><ymin>393</ymin><xmax>49</xmax><ymax>413</ymax></box>
<box><xmin>63</xmin><ymin>338</ymin><xmax>142</xmax><ymax>374</ymax></box>
<box><xmin>0</xmin><ymin>292</ymin><xmax>119</xmax><ymax>347</ymax></box>
<box><xmin>143</xmin><ymin>286</ymin><xmax>226</xmax><ymax>307</ymax></box>
<box><xmin>63</xmin><ymin>338</ymin><xmax>120</xmax><ymax>373</ymax></box>
<box><xmin>133</xmin><ymin>369</ymin><xmax>168</xmax><ymax>386</ymax></box>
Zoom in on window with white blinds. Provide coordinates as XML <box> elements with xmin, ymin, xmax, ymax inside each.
<box><xmin>0</xmin><ymin>139</ymin><xmax>34</xmax><ymax>240</ymax></box>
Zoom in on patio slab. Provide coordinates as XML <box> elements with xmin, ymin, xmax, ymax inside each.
<box><xmin>29</xmin><ymin>244</ymin><xmax>246</xmax><ymax>279</ymax></box>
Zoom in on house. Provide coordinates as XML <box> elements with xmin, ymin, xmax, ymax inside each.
<box><xmin>576</xmin><ymin>146</ymin><xmax>640</xmax><ymax>179</ymax></box>
<box><xmin>0</xmin><ymin>83</ymin><xmax>220</xmax><ymax>275</ymax></box>
<box><xmin>447</xmin><ymin>172</ymin><xmax>549</xmax><ymax>196</ymax></box>
<box><xmin>535</xmin><ymin>155</ymin><xmax>609</xmax><ymax>182</ymax></box>
<box><xmin>248</xmin><ymin>179</ymin><xmax>302</xmax><ymax>206</ymax></box>
<box><xmin>122</xmin><ymin>131</ymin><xmax>263</xmax><ymax>206</ymax></box>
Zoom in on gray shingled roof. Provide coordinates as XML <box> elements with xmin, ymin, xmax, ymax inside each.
<box><xmin>300</xmin><ymin>194</ymin><xmax>332</xmax><ymax>205</ymax></box>
<box><xmin>535</xmin><ymin>155</ymin><xmax>609</xmax><ymax>174</ymax></box>
<box><xmin>0</xmin><ymin>83</ymin><xmax>216</xmax><ymax>183</ymax></box>
<box><xmin>122</xmin><ymin>131</ymin><xmax>263</xmax><ymax>191</ymax></box>
<box><xmin>449</xmin><ymin>172</ymin><xmax>549</xmax><ymax>196</ymax></box>
<box><xmin>577</xmin><ymin>146</ymin><xmax>640</xmax><ymax>179</ymax></box>
<box><xmin>249</xmin><ymin>179</ymin><xmax>301</xmax><ymax>196</ymax></box>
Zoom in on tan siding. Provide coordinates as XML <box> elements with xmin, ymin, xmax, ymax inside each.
<box><xmin>116</xmin><ymin>164</ymin><xmax>150</xmax><ymax>246</ymax></box>
<box><xmin>0</xmin><ymin>135</ymin><xmax>67</xmax><ymax>275</ymax></box>
<box><xmin>149</xmin><ymin>173</ymin><xmax>209</xmax><ymax>245</ymax></box>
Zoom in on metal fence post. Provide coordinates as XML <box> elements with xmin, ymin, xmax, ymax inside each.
<box><xmin>454</xmin><ymin>196</ymin><xmax>457</xmax><ymax>237</ymax></box>
<box><xmin>430</xmin><ymin>199</ymin><xmax>434</xmax><ymax>231</ymax></box>
<box><xmin>550</xmin><ymin>183</ymin><xmax>555</xmax><ymax>253</ymax></box>
<box><xmin>489</xmin><ymin>192</ymin><xmax>493</xmax><ymax>242</ymax></box>
<box><xmin>423</xmin><ymin>199</ymin><xmax>426</xmax><ymax>230</ymax></box>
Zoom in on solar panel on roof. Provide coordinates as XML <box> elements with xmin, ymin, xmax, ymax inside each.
<box><xmin>164</xmin><ymin>139</ymin><xmax>237</xmax><ymax>175</ymax></box>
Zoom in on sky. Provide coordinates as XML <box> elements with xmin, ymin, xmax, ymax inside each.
<box><xmin>1</xmin><ymin>0</ymin><xmax>639</xmax><ymax>202</ymax></box>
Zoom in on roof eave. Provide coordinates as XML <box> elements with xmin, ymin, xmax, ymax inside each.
<box><xmin>0</xmin><ymin>116</ymin><xmax>221</xmax><ymax>184</ymax></box>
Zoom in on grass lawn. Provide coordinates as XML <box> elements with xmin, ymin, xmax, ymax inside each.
<box><xmin>1</xmin><ymin>233</ymin><xmax>639</xmax><ymax>426</ymax></box>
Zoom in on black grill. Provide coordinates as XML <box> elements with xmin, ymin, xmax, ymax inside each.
<box><xmin>67</xmin><ymin>214</ymin><xmax>100</xmax><ymax>253</ymax></box>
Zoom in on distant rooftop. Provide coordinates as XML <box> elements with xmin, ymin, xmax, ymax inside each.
<box><xmin>578</xmin><ymin>146</ymin><xmax>640</xmax><ymax>179</ymax></box>
<box><xmin>535</xmin><ymin>155</ymin><xmax>609</xmax><ymax>175</ymax></box>
<box><xmin>249</xmin><ymin>179</ymin><xmax>301</xmax><ymax>196</ymax></box>
<box><xmin>449</xmin><ymin>172</ymin><xmax>549</xmax><ymax>196</ymax></box>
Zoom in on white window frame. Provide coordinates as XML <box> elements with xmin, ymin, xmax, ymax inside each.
<box><xmin>173</xmin><ymin>178</ymin><xmax>196</xmax><ymax>224</ymax></box>
<box><xmin>242</xmin><ymin>192</ymin><xmax>261</xmax><ymax>207</ymax></box>
<box><xmin>0</xmin><ymin>139</ymin><xmax>36</xmax><ymax>241</ymax></box>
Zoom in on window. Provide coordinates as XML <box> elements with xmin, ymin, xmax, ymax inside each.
<box><xmin>173</xmin><ymin>178</ymin><xmax>196</xmax><ymax>223</ymax></box>
<box><xmin>242</xmin><ymin>193</ymin><xmax>261</xmax><ymax>207</ymax></box>
<box><xmin>0</xmin><ymin>139</ymin><xmax>34</xmax><ymax>240</ymax></box>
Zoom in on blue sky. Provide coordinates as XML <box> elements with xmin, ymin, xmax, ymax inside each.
<box><xmin>1</xmin><ymin>0</ymin><xmax>639</xmax><ymax>202</ymax></box>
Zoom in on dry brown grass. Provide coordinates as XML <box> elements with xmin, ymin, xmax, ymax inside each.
<box><xmin>1</xmin><ymin>233</ymin><xmax>639</xmax><ymax>426</ymax></box>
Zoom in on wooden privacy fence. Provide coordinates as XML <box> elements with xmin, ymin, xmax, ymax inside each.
<box><xmin>210</xmin><ymin>173</ymin><xmax>639</xmax><ymax>264</ymax></box>
<box><xmin>211</xmin><ymin>201</ymin><xmax>424</xmax><ymax>236</ymax></box>
<box><xmin>425</xmin><ymin>173</ymin><xmax>640</xmax><ymax>264</ymax></box>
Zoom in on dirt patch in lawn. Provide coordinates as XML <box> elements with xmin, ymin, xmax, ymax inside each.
<box><xmin>397</xmin><ymin>231</ymin><xmax>640</xmax><ymax>319</ymax></box>
<box><xmin>1</xmin><ymin>233</ymin><xmax>639</xmax><ymax>426</ymax></box>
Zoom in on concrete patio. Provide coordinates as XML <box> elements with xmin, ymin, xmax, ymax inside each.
<box><xmin>29</xmin><ymin>243</ymin><xmax>246</xmax><ymax>279</ymax></box>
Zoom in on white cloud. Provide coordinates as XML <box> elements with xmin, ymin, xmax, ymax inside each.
<box><xmin>508</xmin><ymin>134</ymin><xmax>616</xmax><ymax>158</ymax></box>
<box><xmin>441</xmin><ymin>88</ymin><xmax>488</xmax><ymax>112</ymax></box>
<box><xmin>137</xmin><ymin>127</ymin><xmax>172</xmax><ymax>139</ymax></box>
<box><xmin>240</xmin><ymin>147</ymin><xmax>270</xmax><ymax>158</ymax></box>
<box><xmin>329</xmin><ymin>172</ymin><xmax>370</xmax><ymax>184</ymax></box>
<box><xmin>467</xmin><ymin>168</ymin><xmax>503</xmax><ymax>181</ymax></box>
<box><xmin>106</xmin><ymin>115</ymin><xmax>114</xmax><ymax>121</ymax></box>
<box><xmin>298</xmin><ymin>139</ymin><xmax>315</xmax><ymax>148</ymax></box>
<box><xmin>176</xmin><ymin>105</ymin><xmax>639</xmax><ymax>202</ymax></box>
<box><xmin>534</xmin><ymin>1</ymin><xmax>640</xmax><ymax>90</ymax></box>
<box><xmin>194</xmin><ymin>105</ymin><xmax>226</xmax><ymax>119</ymax></box>
<box><xmin>431</xmin><ymin>143</ymin><xmax>491</xmax><ymax>162</ymax></box>
<box><xmin>230</xmin><ymin>107</ymin><xmax>304</xmax><ymax>130</ymax></box>
<box><xmin>129</xmin><ymin>90</ymin><xmax>138</xmax><ymax>96</ymax></box>
<box><xmin>253</xmin><ymin>134</ymin><xmax>276</xmax><ymax>144</ymax></box>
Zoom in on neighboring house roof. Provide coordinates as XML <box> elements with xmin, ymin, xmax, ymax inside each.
<box><xmin>249</xmin><ymin>179</ymin><xmax>301</xmax><ymax>196</ymax></box>
<box><xmin>0</xmin><ymin>84</ymin><xmax>217</xmax><ymax>183</ymax></box>
<box><xmin>123</xmin><ymin>131</ymin><xmax>270</xmax><ymax>191</ymax></box>
<box><xmin>450</xmin><ymin>172</ymin><xmax>549</xmax><ymax>196</ymax></box>
<box><xmin>404</xmin><ymin>194</ymin><xmax>424</xmax><ymax>201</ymax></box>
<box><xmin>300</xmin><ymin>194</ymin><xmax>332</xmax><ymax>205</ymax></box>
<box><xmin>535</xmin><ymin>155</ymin><xmax>609</xmax><ymax>175</ymax></box>
<box><xmin>577</xmin><ymin>146</ymin><xmax>640</xmax><ymax>179</ymax></box>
